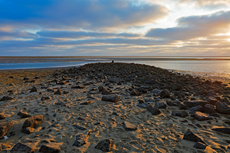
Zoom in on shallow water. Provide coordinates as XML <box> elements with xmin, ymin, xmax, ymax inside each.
<box><xmin>1</xmin><ymin>57</ymin><xmax>230</xmax><ymax>75</ymax></box>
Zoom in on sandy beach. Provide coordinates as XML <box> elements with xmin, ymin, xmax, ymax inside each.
<box><xmin>1</xmin><ymin>63</ymin><xmax>230</xmax><ymax>153</ymax></box>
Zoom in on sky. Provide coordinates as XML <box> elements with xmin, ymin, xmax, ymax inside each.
<box><xmin>0</xmin><ymin>0</ymin><xmax>230</xmax><ymax>56</ymax></box>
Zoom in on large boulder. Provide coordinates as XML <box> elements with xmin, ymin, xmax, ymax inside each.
<box><xmin>102</xmin><ymin>95</ymin><xmax>119</xmax><ymax>102</ymax></box>
<box><xmin>0</xmin><ymin>122</ymin><xmax>14</xmax><ymax>139</ymax></box>
<box><xmin>22</xmin><ymin>115</ymin><xmax>43</xmax><ymax>134</ymax></box>
<box><xmin>95</xmin><ymin>139</ymin><xmax>113</xmax><ymax>152</ymax></box>
<box><xmin>183</xmin><ymin>130</ymin><xmax>206</xmax><ymax>144</ymax></box>
<box><xmin>160</xmin><ymin>89</ymin><xmax>170</xmax><ymax>98</ymax></box>
<box><xmin>172</xmin><ymin>111</ymin><xmax>189</xmax><ymax>118</ymax></box>
<box><xmin>184</xmin><ymin>100</ymin><xmax>208</xmax><ymax>108</ymax></box>
<box><xmin>216</xmin><ymin>102</ymin><xmax>230</xmax><ymax>114</ymax></box>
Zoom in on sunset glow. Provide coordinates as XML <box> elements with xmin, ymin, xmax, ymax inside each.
<box><xmin>0</xmin><ymin>0</ymin><xmax>230</xmax><ymax>56</ymax></box>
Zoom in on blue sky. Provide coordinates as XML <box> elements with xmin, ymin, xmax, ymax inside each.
<box><xmin>0</xmin><ymin>0</ymin><xmax>230</xmax><ymax>56</ymax></box>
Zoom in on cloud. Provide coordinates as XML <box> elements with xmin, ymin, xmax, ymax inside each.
<box><xmin>146</xmin><ymin>10</ymin><xmax>230</xmax><ymax>40</ymax></box>
<box><xmin>178</xmin><ymin>0</ymin><xmax>230</xmax><ymax>8</ymax></box>
<box><xmin>0</xmin><ymin>0</ymin><xmax>168</xmax><ymax>30</ymax></box>
<box><xmin>37</xmin><ymin>31</ymin><xmax>141</xmax><ymax>39</ymax></box>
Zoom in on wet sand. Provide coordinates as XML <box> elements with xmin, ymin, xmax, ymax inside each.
<box><xmin>1</xmin><ymin>63</ymin><xmax>230</xmax><ymax>153</ymax></box>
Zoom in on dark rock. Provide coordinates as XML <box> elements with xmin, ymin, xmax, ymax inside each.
<box><xmin>71</xmin><ymin>85</ymin><xmax>86</xmax><ymax>89</ymax></box>
<box><xmin>184</xmin><ymin>100</ymin><xmax>208</xmax><ymax>108</ymax></box>
<box><xmin>102</xmin><ymin>95</ymin><xmax>119</xmax><ymax>102</ymax></box>
<box><xmin>216</xmin><ymin>102</ymin><xmax>230</xmax><ymax>114</ymax></box>
<box><xmin>183</xmin><ymin>130</ymin><xmax>206</xmax><ymax>144</ymax></box>
<box><xmin>55</xmin><ymin>102</ymin><xmax>66</xmax><ymax>107</ymax></box>
<box><xmin>0</xmin><ymin>114</ymin><xmax>5</xmax><ymax>120</ymax></box>
<box><xmin>9</xmin><ymin>83</ymin><xmax>15</xmax><ymax>86</ymax></box>
<box><xmin>151</xmin><ymin>89</ymin><xmax>162</xmax><ymax>95</ymax></box>
<box><xmin>95</xmin><ymin>139</ymin><xmax>113</xmax><ymax>152</ymax></box>
<box><xmin>73</xmin><ymin>124</ymin><xmax>86</xmax><ymax>130</ymax></box>
<box><xmin>0</xmin><ymin>96</ymin><xmax>14</xmax><ymax>101</ymax></box>
<box><xmin>23</xmin><ymin>77</ymin><xmax>29</xmax><ymax>80</ymax></box>
<box><xmin>212</xmin><ymin>127</ymin><xmax>230</xmax><ymax>134</ymax></box>
<box><xmin>39</xmin><ymin>144</ymin><xmax>60</xmax><ymax>153</ymax></box>
<box><xmin>30</xmin><ymin>87</ymin><xmax>38</xmax><ymax>92</ymax></box>
<box><xmin>130</xmin><ymin>89</ymin><xmax>141</xmax><ymax>96</ymax></box>
<box><xmin>98</xmin><ymin>86</ymin><xmax>107</xmax><ymax>92</ymax></box>
<box><xmin>0</xmin><ymin>143</ymin><xmax>11</xmax><ymax>152</ymax></box>
<box><xmin>195</xmin><ymin>123</ymin><xmax>203</xmax><ymax>128</ymax></box>
<box><xmin>145</xmin><ymin>98</ymin><xmax>155</xmax><ymax>102</ymax></box>
<box><xmin>147</xmin><ymin>105</ymin><xmax>161</xmax><ymax>115</ymax></box>
<box><xmin>172</xmin><ymin>111</ymin><xmax>189</xmax><ymax>118</ymax></box>
<box><xmin>203</xmin><ymin>104</ymin><xmax>216</xmax><ymax>114</ymax></box>
<box><xmin>176</xmin><ymin>102</ymin><xmax>187</xmax><ymax>110</ymax></box>
<box><xmin>17</xmin><ymin>112</ymin><xmax>31</xmax><ymax>118</ymax></box>
<box><xmin>54</xmin><ymin>89</ymin><xmax>62</xmax><ymax>95</ymax></box>
<box><xmin>187</xmin><ymin>105</ymin><xmax>203</xmax><ymax>114</ymax></box>
<box><xmin>137</xmin><ymin>87</ymin><xmax>147</xmax><ymax>93</ymax></box>
<box><xmin>47</xmin><ymin>88</ymin><xmax>54</xmax><ymax>92</ymax></box>
<box><xmin>123</xmin><ymin>121</ymin><xmax>137</xmax><ymax>131</ymax></box>
<box><xmin>166</xmin><ymin>100</ymin><xmax>177</xmax><ymax>106</ymax></box>
<box><xmin>22</xmin><ymin>127</ymin><xmax>35</xmax><ymax>134</ymax></box>
<box><xmin>171</xmin><ymin>83</ymin><xmax>182</xmax><ymax>91</ymax></box>
<box><xmin>207</xmin><ymin>97</ymin><xmax>218</xmax><ymax>105</ymax></box>
<box><xmin>192</xmin><ymin>112</ymin><xmax>213</xmax><ymax>121</ymax></box>
<box><xmin>154</xmin><ymin>102</ymin><xmax>167</xmax><ymax>109</ymax></box>
<box><xmin>11</xmin><ymin>143</ymin><xmax>32</xmax><ymax>153</ymax></box>
<box><xmin>80</xmin><ymin>100</ymin><xmax>93</xmax><ymax>105</ymax></box>
<box><xmin>160</xmin><ymin>89</ymin><xmax>170</xmax><ymax>98</ymax></box>
<box><xmin>0</xmin><ymin>122</ymin><xmax>14</xmax><ymax>139</ymax></box>
<box><xmin>73</xmin><ymin>134</ymin><xmax>86</xmax><ymax>147</ymax></box>
<box><xmin>136</xmin><ymin>103</ymin><xmax>149</xmax><ymax>108</ymax></box>
<box><xmin>193</xmin><ymin>142</ymin><xmax>206</xmax><ymax>149</ymax></box>
<box><xmin>22</xmin><ymin>115</ymin><xmax>43</xmax><ymax>130</ymax></box>
<box><xmin>41</xmin><ymin>96</ymin><xmax>50</xmax><ymax>101</ymax></box>
<box><xmin>102</xmin><ymin>89</ymin><xmax>110</xmax><ymax>95</ymax></box>
<box><xmin>59</xmin><ymin>81</ymin><xmax>67</xmax><ymax>85</ymax></box>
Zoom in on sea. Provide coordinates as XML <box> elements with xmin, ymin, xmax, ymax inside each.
<box><xmin>1</xmin><ymin>56</ymin><xmax>230</xmax><ymax>80</ymax></box>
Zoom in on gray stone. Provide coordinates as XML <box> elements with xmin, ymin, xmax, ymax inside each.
<box><xmin>0</xmin><ymin>96</ymin><xmax>14</xmax><ymax>101</ymax></box>
<box><xmin>0</xmin><ymin>122</ymin><xmax>14</xmax><ymax>139</ymax></box>
<box><xmin>183</xmin><ymin>130</ymin><xmax>206</xmax><ymax>144</ymax></box>
<box><xmin>160</xmin><ymin>89</ymin><xmax>170</xmax><ymax>98</ymax></box>
<box><xmin>216</xmin><ymin>102</ymin><xmax>230</xmax><ymax>114</ymax></box>
<box><xmin>172</xmin><ymin>111</ymin><xmax>189</xmax><ymax>118</ymax></box>
<box><xmin>0</xmin><ymin>114</ymin><xmax>5</xmax><ymax>120</ymax></box>
<box><xmin>30</xmin><ymin>87</ymin><xmax>38</xmax><ymax>92</ymax></box>
<box><xmin>171</xmin><ymin>83</ymin><xmax>182</xmax><ymax>91</ymax></box>
<box><xmin>166</xmin><ymin>100</ymin><xmax>177</xmax><ymax>106</ymax></box>
<box><xmin>17</xmin><ymin>112</ymin><xmax>31</xmax><ymax>118</ymax></box>
<box><xmin>193</xmin><ymin>142</ymin><xmax>206</xmax><ymax>149</ymax></box>
<box><xmin>95</xmin><ymin>139</ymin><xmax>113</xmax><ymax>152</ymax></box>
<box><xmin>130</xmin><ymin>89</ymin><xmax>141</xmax><ymax>96</ymax></box>
<box><xmin>11</xmin><ymin>143</ymin><xmax>32</xmax><ymax>153</ymax></box>
<box><xmin>203</xmin><ymin>104</ymin><xmax>216</xmax><ymax>114</ymax></box>
<box><xmin>123</xmin><ymin>121</ymin><xmax>137</xmax><ymax>131</ymax></box>
<box><xmin>147</xmin><ymin>105</ymin><xmax>161</xmax><ymax>115</ymax></box>
<box><xmin>154</xmin><ymin>102</ymin><xmax>167</xmax><ymax>109</ymax></box>
<box><xmin>41</xmin><ymin>97</ymin><xmax>50</xmax><ymax>101</ymax></box>
<box><xmin>102</xmin><ymin>95</ymin><xmax>119</xmax><ymax>102</ymax></box>
<box><xmin>22</xmin><ymin>115</ymin><xmax>43</xmax><ymax>130</ymax></box>
<box><xmin>212</xmin><ymin>127</ymin><xmax>230</xmax><ymax>134</ymax></box>
<box><xmin>184</xmin><ymin>100</ymin><xmax>208</xmax><ymax>108</ymax></box>
<box><xmin>72</xmin><ymin>134</ymin><xmax>86</xmax><ymax>147</ymax></box>
<box><xmin>0</xmin><ymin>143</ymin><xmax>11</xmax><ymax>152</ymax></box>
<box><xmin>39</xmin><ymin>144</ymin><xmax>60</xmax><ymax>153</ymax></box>
<box><xmin>151</xmin><ymin>89</ymin><xmax>162</xmax><ymax>95</ymax></box>
<box><xmin>192</xmin><ymin>112</ymin><xmax>213</xmax><ymax>121</ymax></box>
<box><xmin>136</xmin><ymin>103</ymin><xmax>149</xmax><ymax>108</ymax></box>
<box><xmin>187</xmin><ymin>105</ymin><xmax>202</xmax><ymax>114</ymax></box>
<box><xmin>54</xmin><ymin>89</ymin><xmax>62</xmax><ymax>95</ymax></box>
